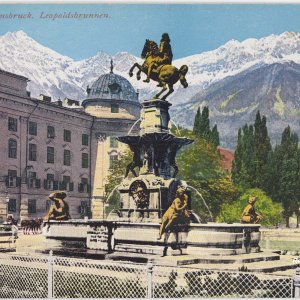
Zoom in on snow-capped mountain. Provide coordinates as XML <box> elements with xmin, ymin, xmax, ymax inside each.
<box><xmin>0</xmin><ymin>30</ymin><xmax>158</xmax><ymax>101</ymax></box>
<box><xmin>171</xmin><ymin>31</ymin><xmax>300</xmax><ymax>104</ymax></box>
<box><xmin>2</xmin><ymin>31</ymin><xmax>300</xmax><ymax>104</ymax></box>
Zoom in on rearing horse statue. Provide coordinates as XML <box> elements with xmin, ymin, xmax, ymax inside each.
<box><xmin>129</xmin><ymin>39</ymin><xmax>188</xmax><ymax>101</ymax></box>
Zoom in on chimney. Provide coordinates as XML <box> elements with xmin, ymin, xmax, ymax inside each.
<box><xmin>39</xmin><ymin>94</ymin><xmax>51</xmax><ymax>103</ymax></box>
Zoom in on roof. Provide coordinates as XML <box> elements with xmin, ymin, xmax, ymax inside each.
<box><xmin>218</xmin><ymin>147</ymin><xmax>234</xmax><ymax>172</ymax></box>
<box><xmin>0</xmin><ymin>68</ymin><xmax>29</xmax><ymax>81</ymax></box>
<box><xmin>85</xmin><ymin>73</ymin><xmax>139</xmax><ymax>103</ymax></box>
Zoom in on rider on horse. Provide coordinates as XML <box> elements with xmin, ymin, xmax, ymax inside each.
<box><xmin>143</xmin><ymin>33</ymin><xmax>173</xmax><ymax>83</ymax></box>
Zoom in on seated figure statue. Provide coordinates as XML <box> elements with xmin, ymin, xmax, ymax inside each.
<box><xmin>44</xmin><ymin>191</ymin><xmax>71</xmax><ymax>221</ymax></box>
<box><xmin>241</xmin><ymin>196</ymin><xmax>262</xmax><ymax>224</ymax></box>
<box><xmin>158</xmin><ymin>186</ymin><xmax>190</xmax><ymax>240</ymax></box>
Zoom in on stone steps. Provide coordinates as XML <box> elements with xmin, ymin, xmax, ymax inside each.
<box><xmin>185</xmin><ymin>255</ymin><xmax>300</xmax><ymax>273</ymax></box>
<box><xmin>108</xmin><ymin>251</ymin><xmax>280</xmax><ymax>265</ymax></box>
<box><xmin>107</xmin><ymin>250</ymin><xmax>300</xmax><ymax>274</ymax></box>
<box><xmin>161</xmin><ymin>252</ymin><xmax>280</xmax><ymax>266</ymax></box>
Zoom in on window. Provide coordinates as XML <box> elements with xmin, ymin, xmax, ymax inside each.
<box><xmin>82</xmin><ymin>153</ymin><xmax>88</xmax><ymax>168</ymax></box>
<box><xmin>47</xmin><ymin>147</ymin><xmax>54</xmax><ymax>163</ymax></box>
<box><xmin>8</xmin><ymin>170</ymin><xmax>17</xmax><ymax>187</ymax></box>
<box><xmin>28</xmin><ymin>121</ymin><xmax>37</xmax><ymax>135</ymax></box>
<box><xmin>8</xmin><ymin>199</ymin><xmax>16</xmax><ymax>213</ymax></box>
<box><xmin>82</xmin><ymin>134</ymin><xmax>89</xmax><ymax>146</ymax></box>
<box><xmin>46</xmin><ymin>200</ymin><xmax>51</xmax><ymax>212</ymax></box>
<box><xmin>45</xmin><ymin>173</ymin><xmax>54</xmax><ymax>190</ymax></box>
<box><xmin>28</xmin><ymin>171</ymin><xmax>36</xmax><ymax>188</ymax></box>
<box><xmin>8</xmin><ymin>139</ymin><xmax>17</xmax><ymax>158</ymax></box>
<box><xmin>61</xmin><ymin>175</ymin><xmax>72</xmax><ymax>191</ymax></box>
<box><xmin>64</xmin><ymin>129</ymin><xmax>71</xmax><ymax>142</ymax></box>
<box><xmin>29</xmin><ymin>144</ymin><xmax>37</xmax><ymax>161</ymax></box>
<box><xmin>109</xmin><ymin>155</ymin><xmax>118</xmax><ymax>169</ymax></box>
<box><xmin>111</xmin><ymin>104</ymin><xmax>119</xmax><ymax>113</ymax></box>
<box><xmin>64</xmin><ymin>150</ymin><xmax>71</xmax><ymax>166</ymax></box>
<box><xmin>79</xmin><ymin>178</ymin><xmax>89</xmax><ymax>193</ymax></box>
<box><xmin>8</xmin><ymin>117</ymin><xmax>17</xmax><ymax>132</ymax></box>
<box><xmin>47</xmin><ymin>126</ymin><xmax>55</xmax><ymax>138</ymax></box>
<box><xmin>79</xmin><ymin>200</ymin><xmax>88</xmax><ymax>215</ymax></box>
<box><xmin>110</xmin><ymin>137</ymin><xmax>119</xmax><ymax>148</ymax></box>
<box><xmin>28</xmin><ymin>199</ymin><xmax>36</xmax><ymax>214</ymax></box>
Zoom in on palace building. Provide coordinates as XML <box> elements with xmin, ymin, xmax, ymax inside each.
<box><xmin>0</xmin><ymin>65</ymin><xmax>141</xmax><ymax>222</ymax></box>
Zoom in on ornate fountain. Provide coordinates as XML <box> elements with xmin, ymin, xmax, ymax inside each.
<box><xmin>116</xmin><ymin>99</ymin><xmax>193</xmax><ymax>223</ymax></box>
<box><xmin>41</xmin><ymin>33</ymin><xmax>263</xmax><ymax>264</ymax></box>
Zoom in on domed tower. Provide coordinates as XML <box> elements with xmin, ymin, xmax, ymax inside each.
<box><xmin>82</xmin><ymin>60</ymin><xmax>140</xmax><ymax>120</ymax></box>
<box><xmin>84</xmin><ymin>60</ymin><xmax>141</xmax><ymax>219</ymax></box>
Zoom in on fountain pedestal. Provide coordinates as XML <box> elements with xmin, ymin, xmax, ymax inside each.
<box><xmin>140</xmin><ymin>99</ymin><xmax>171</xmax><ymax>134</ymax></box>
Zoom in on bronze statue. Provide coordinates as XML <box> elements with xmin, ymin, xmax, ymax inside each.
<box><xmin>143</xmin><ymin>33</ymin><xmax>173</xmax><ymax>83</ymax></box>
<box><xmin>125</xmin><ymin>144</ymin><xmax>143</xmax><ymax>177</ymax></box>
<box><xmin>129</xmin><ymin>34</ymin><xmax>188</xmax><ymax>101</ymax></box>
<box><xmin>241</xmin><ymin>196</ymin><xmax>262</xmax><ymax>224</ymax></box>
<box><xmin>44</xmin><ymin>191</ymin><xmax>71</xmax><ymax>221</ymax></box>
<box><xmin>158</xmin><ymin>186</ymin><xmax>190</xmax><ymax>240</ymax></box>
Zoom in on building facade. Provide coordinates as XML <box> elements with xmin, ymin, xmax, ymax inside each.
<box><xmin>0</xmin><ymin>68</ymin><xmax>141</xmax><ymax>222</ymax></box>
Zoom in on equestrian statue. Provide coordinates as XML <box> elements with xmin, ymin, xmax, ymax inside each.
<box><xmin>129</xmin><ymin>33</ymin><xmax>189</xmax><ymax>100</ymax></box>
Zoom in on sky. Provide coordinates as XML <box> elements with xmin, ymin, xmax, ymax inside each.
<box><xmin>0</xmin><ymin>4</ymin><xmax>300</xmax><ymax>60</ymax></box>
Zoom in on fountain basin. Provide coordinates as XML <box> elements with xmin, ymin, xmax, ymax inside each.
<box><xmin>41</xmin><ymin>220</ymin><xmax>260</xmax><ymax>257</ymax></box>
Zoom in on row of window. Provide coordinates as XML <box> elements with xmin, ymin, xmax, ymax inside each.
<box><xmin>6</xmin><ymin>171</ymin><xmax>90</xmax><ymax>192</ymax></box>
<box><xmin>9</xmin><ymin>137</ymin><xmax>118</xmax><ymax>164</ymax></box>
<box><xmin>8</xmin><ymin>117</ymin><xmax>89</xmax><ymax>145</ymax></box>
<box><xmin>7</xmin><ymin>198</ymin><xmax>90</xmax><ymax>214</ymax></box>
<box><xmin>8</xmin><ymin>140</ymin><xmax>89</xmax><ymax>168</ymax></box>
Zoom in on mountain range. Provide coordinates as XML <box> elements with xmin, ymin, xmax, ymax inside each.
<box><xmin>1</xmin><ymin>30</ymin><xmax>300</xmax><ymax>148</ymax></box>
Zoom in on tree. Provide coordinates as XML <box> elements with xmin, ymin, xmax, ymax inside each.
<box><xmin>177</xmin><ymin>135</ymin><xmax>223</xmax><ymax>182</ymax></box>
<box><xmin>188</xmin><ymin>177</ymin><xmax>239</xmax><ymax>222</ymax></box>
<box><xmin>176</xmin><ymin>129</ymin><xmax>237</xmax><ymax>221</ymax></box>
<box><xmin>217</xmin><ymin>188</ymin><xmax>283</xmax><ymax>227</ymax></box>
<box><xmin>193</xmin><ymin>107</ymin><xmax>201</xmax><ymax>134</ymax></box>
<box><xmin>210</xmin><ymin>124</ymin><xmax>220</xmax><ymax>148</ymax></box>
<box><xmin>193</xmin><ymin>106</ymin><xmax>220</xmax><ymax>147</ymax></box>
<box><xmin>200</xmin><ymin>106</ymin><xmax>210</xmax><ymax>139</ymax></box>
<box><xmin>105</xmin><ymin>150</ymin><xmax>133</xmax><ymax>215</ymax></box>
<box><xmin>232</xmin><ymin>111</ymin><xmax>271</xmax><ymax>191</ymax></box>
<box><xmin>232</xmin><ymin>124</ymin><xmax>255</xmax><ymax>189</ymax></box>
<box><xmin>274</xmin><ymin>126</ymin><xmax>300</xmax><ymax>227</ymax></box>
<box><xmin>253</xmin><ymin>112</ymin><xmax>272</xmax><ymax>188</ymax></box>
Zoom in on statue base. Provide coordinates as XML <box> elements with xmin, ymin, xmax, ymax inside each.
<box><xmin>140</xmin><ymin>99</ymin><xmax>172</xmax><ymax>135</ymax></box>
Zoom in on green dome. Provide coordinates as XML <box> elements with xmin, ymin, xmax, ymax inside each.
<box><xmin>86</xmin><ymin>73</ymin><xmax>139</xmax><ymax>103</ymax></box>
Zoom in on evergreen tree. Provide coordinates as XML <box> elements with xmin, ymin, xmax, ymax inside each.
<box><xmin>232</xmin><ymin>124</ymin><xmax>255</xmax><ymax>189</ymax></box>
<box><xmin>210</xmin><ymin>124</ymin><xmax>220</xmax><ymax>148</ymax></box>
<box><xmin>192</xmin><ymin>106</ymin><xmax>220</xmax><ymax>147</ymax></box>
<box><xmin>232</xmin><ymin>111</ymin><xmax>271</xmax><ymax>191</ymax></box>
<box><xmin>242</xmin><ymin>124</ymin><xmax>256</xmax><ymax>188</ymax></box>
<box><xmin>276</xmin><ymin>126</ymin><xmax>299</xmax><ymax>227</ymax></box>
<box><xmin>253</xmin><ymin>112</ymin><xmax>272</xmax><ymax>188</ymax></box>
<box><xmin>232</xmin><ymin>128</ymin><xmax>242</xmax><ymax>185</ymax></box>
<box><xmin>200</xmin><ymin>106</ymin><xmax>211</xmax><ymax>139</ymax></box>
<box><xmin>193</xmin><ymin>107</ymin><xmax>201</xmax><ymax>135</ymax></box>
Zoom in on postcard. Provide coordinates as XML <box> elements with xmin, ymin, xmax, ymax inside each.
<box><xmin>0</xmin><ymin>2</ymin><xmax>299</xmax><ymax>299</ymax></box>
